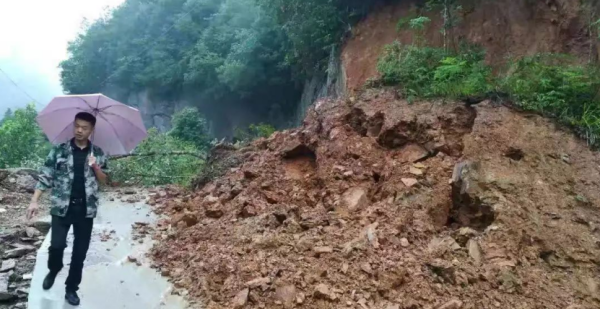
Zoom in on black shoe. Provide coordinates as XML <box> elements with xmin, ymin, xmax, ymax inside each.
<box><xmin>42</xmin><ymin>272</ymin><xmax>58</xmax><ymax>290</ymax></box>
<box><xmin>65</xmin><ymin>291</ymin><xmax>80</xmax><ymax>306</ymax></box>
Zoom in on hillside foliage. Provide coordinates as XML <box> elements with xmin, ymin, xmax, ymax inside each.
<box><xmin>59</xmin><ymin>0</ymin><xmax>382</xmax><ymax>129</ymax></box>
<box><xmin>377</xmin><ymin>14</ymin><xmax>600</xmax><ymax>148</ymax></box>
<box><xmin>0</xmin><ymin>104</ymin><xmax>51</xmax><ymax>169</ymax></box>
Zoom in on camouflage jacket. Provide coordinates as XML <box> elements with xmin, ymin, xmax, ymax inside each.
<box><xmin>36</xmin><ymin>141</ymin><xmax>109</xmax><ymax>218</ymax></box>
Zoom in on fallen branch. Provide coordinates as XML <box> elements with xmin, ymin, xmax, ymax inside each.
<box><xmin>125</xmin><ymin>173</ymin><xmax>196</xmax><ymax>179</ymax></box>
<box><xmin>109</xmin><ymin>152</ymin><xmax>205</xmax><ymax>160</ymax></box>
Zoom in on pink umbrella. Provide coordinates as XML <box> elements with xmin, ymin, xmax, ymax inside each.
<box><xmin>37</xmin><ymin>94</ymin><xmax>147</xmax><ymax>155</ymax></box>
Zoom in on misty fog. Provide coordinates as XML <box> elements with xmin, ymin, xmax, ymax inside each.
<box><xmin>0</xmin><ymin>0</ymin><xmax>125</xmax><ymax>118</ymax></box>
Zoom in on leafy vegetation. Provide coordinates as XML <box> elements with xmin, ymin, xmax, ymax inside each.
<box><xmin>0</xmin><ymin>104</ymin><xmax>51</xmax><ymax>169</ymax></box>
<box><xmin>110</xmin><ymin>128</ymin><xmax>204</xmax><ymax>186</ymax></box>
<box><xmin>396</xmin><ymin>8</ymin><xmax>419</xmax><ymax>32</ymax></box>
<box><xmin>257</xmin><ymin>0</ymin><xmax>378</xmax><ymax>77</ymax></box>
<box><xmin>59</xmin><ymin>0</ymin><xmax>383</xmax><ymax>131</ymax></box>
<box><xmin>502</xmin><ymin>54</ymin><xmax>600</xmax><ymax>146</ymax></box>
<box><xmin>233</xmin><ymin>122</ymin><xmax>276</xmax><ymax>142</ymax></box>
<box><xmin>377</xmin><ymin>19</ymin><xmax>600</xmax><ymax>148</ymax></box>
<box><xmin>169</xmin><ymin>107</ymin><xmax>211</xmax><ymax>151</ymax></box>
<box><xmin>0</xmin><ymin>108</ymin><xmax>13</xmax><ymax>126</ymax></box>
<box><xmin>110</xmin><ymin>108</ymin><xmax>210</xmax><ymax>186</ymax></box>
<box><xmin>377</xmin><ymin>42</ymin><xmax>491</xmax><ymax>101</ymax></box>
<box><xmin>60</xmin><ymin>0</ymin><xmax>299</xmax><ymax>128</ymax></box>
<box><xmin>426</xmin><ymin>0</ymin><xmax>462</xmax><ymax>51</ymax></box>
<box><xmin>0</xmin><ymin>105</ymin><xmax>206</xmax><ymax>185</ymax></box>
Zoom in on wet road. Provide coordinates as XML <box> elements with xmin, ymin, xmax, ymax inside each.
<box><xmin>27</xmin><ymin>193</ymin><xmax>189</xmax><ymax>309</ymax></box>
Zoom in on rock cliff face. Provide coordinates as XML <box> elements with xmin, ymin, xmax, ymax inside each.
<box><xmin>294</xmin><ymin>47</ymin><xmax>347</xmax><ymax>126</ymax></box>
<box><xmin>104</xmin><ymin>87</ymin><xmax>277</xmax><ymax>138</ymax></box>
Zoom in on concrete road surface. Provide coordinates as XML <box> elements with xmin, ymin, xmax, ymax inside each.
<box><xmin>27</xmin><ymin>193</ymin><xmax>190</xmax><ymax>309</ymax></box>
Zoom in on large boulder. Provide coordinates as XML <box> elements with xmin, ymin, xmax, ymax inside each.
<box><xmin>449</xmin><ymin>161</ymin><xmax>496</xmax><ymax>230</ymax></box>
<box><xmin>0</xmin><ymin>168</ymin><xmax>39</xmax><ymax>193</ymax></box>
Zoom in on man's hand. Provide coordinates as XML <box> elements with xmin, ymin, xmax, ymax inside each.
<box><xmin>88</xmin><ymin>153</ymin><xmax>97</xmax><ymax>167</ymax></box>
<box><xmin>90</xmin><ymin>154</ymin><xmax>108</xmax><ymax>185</ymax></box>
<box><xmin>26</xmin><ymin>201</ymin><xmax>39</xmax><ymax>221</ymax></box>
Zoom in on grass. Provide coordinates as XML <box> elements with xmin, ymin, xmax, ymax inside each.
<box><xmin>376</xmin><ymin>42</ymin><xmax>600</xmax><ymax>148</ymax></box>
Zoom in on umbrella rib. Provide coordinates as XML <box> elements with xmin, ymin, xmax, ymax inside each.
<box><xmin>76</xmin><ymin>96</ymin><xmax>95</xmax><ymax>110</ymax></box>
<box><xmin>37</xmin><ymin>106</ymin><xmax>88</xmax><ymax>118</ymax></box>
<box><xmin>101</xmin><ymin>104</ymin><xmax>138</xmax><ymax>111</ymax></box>
<box><xmin>95</xmin><ymin>96</ymin><xmax>101</xmax><ymax>112</ymax></box>
<box><xmin>96</xmin><ymin>112</ymin><xmax>128</xmax><ymax>153</ymax></box>
<box><xmin>99</xmin><ymin>110</ymin><xmax>147</xmax><ymax>133</ymax></box>
<box><xmin>51</xmin><ymin>121</ymin><xmax>74</xmax><ymax>144</ymax></box>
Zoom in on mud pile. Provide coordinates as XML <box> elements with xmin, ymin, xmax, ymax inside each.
<box><xmin>0</xmin><ymin>169</ymin><xmax>48</xmax><ymax>309</ymax></box>
<box><xmin>150</xmin><ymin>89</ymin><xmax>600</xmax><ymax>309</ymax></box>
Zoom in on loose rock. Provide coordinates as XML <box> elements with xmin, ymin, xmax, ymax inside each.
<box><xmin>245</xmin><ymin>277</ymin><xmax>270</xmax><ymax>289</ymax></box>
<box><xmin>0</xmin><ymin>272</ymin><xmax>14</xmax><ymax>301</ymax></box>
<box><xmin>232</xmin><ymin>288</ymin><xmax>249</xmax><ymax>308</ymax></box>
<box><xmin>340</xmin><ymin>187</ymin><xmax>368</xmax><ymax>212</ymax></box>
<box><xmin>409</xmin><ymin>166</ymin><xmax>423</xmax><ymax>176</ymax></box>
<box><xmin>4</xmin><ymin>245</ymin><xmax>35</xmax><ymax>259</ymax></box>
<box><xmin>438</xmin><ymin>299</ymin><xmax>463</xmax><ymax>309</ymax></box>
<box><xmin>275</xmin><ymin>285</ymin><xmax>297</xmax><ymax>308</ymax></box>
<box><xmin>467</xmin><ymin>239</ymin><xmax>483</xmax><ymax>264</ymax></box>
<box><xmin>205</xmin><ymin>205</ymin><xmax>224</xmax><ymax>219</ymax></box>
<box><xmin>313</xmin><ymin>246</ymin><xmax>333</xmax><ymax>255</ymax></box>
<box><xmin>401</xmin><ymin>178</ymin><xmax>418</xmax><ymax>187</ymax></box>
<box><xmin>400</xmin><ymin>238</ymin><xmax>410</xmax><ymax>248</ymax></box>
<box><xmin>0</xmin><ymin>259</ymin><xmax>16</xmax><ymax>273</ymax></box>
<box><xmin>313</xmin><ymin>284</ymin><xmax>336</xmax><ymax>301</ymax></box>
<box><xmin>25</xmin><ymin>227</ymin><xmax>41</xmax><ymax>238</ymax></box>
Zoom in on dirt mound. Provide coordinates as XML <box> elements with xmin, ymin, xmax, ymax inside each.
<box><xmin>149</xmin><ymin>89</ymin><xmax>600</xmax><ymax>309</ymax></box>
<box><xmin>0</xmin><ymin>169</ymin><xmax>48</xmax><ymax>309</ymax></box>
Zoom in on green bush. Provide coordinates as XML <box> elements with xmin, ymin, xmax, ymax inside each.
<box><xmin>377</xmin><ymin>42</ymin><xmax>491</xmax><ymax>100</ymax></box>
<box><xmin>502</xmin><ymin>54</ymin><xmax>599</xmax><ymax>114</ymax></box>
<box><xmin>233</xmin><ymin>122</ymin><xmax>276</xmax><ymax>143</ymax></box>
<box><xmin>168</xmin><ymin>107</ymin><xmax>211</xmax><ymax>151</ymax></box>
<box><xmin>377</xmin><ymin>42</ymin><xmax>446</xmax><ymax>98</ymax></box>
<box><xmin>377</xmin><ymin>43</ymin><xmax>600</xmax><ymax>148</ymax></box>
<box><xmin>502</xmin><ymin>54</ymin><xmax>600</xmax><ymax>146</ymax></box>
<box><xmin>110</xmin><ymin>128</ymin><xmax>204</xmax><ymax>186</ymax></box>
<box><xmin>396</xmin><ymin>10</ymin><xmax>425</xmax><ymax>32</ymax></box>
<box><xmin>432</xmin><ymin>56</ymin><xmax>492</xmax><ymax>98</ymax></box>
<box><xmin>0</xmin><ymin>104</ymin><xmax>51</xmax><ymax>169</ymax></box>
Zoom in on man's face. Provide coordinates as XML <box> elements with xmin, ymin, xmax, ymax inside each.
<box><xmin>74</xmin><ymin>119</ymin><xmax>94</xmax><ymax>141</ymax></box>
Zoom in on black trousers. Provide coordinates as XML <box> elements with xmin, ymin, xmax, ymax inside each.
<box><xmin>48</xmin><ymin>198</ymin><xmax>93</xmax><ymax>292</ymax></box>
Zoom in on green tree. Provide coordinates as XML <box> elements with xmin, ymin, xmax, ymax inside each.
<box><xmin>110</xmin><ymin>128</ymin><xmax>203</xmax><ymax>186</ymax></box>
<box><xmin>0</xmin><ymin>104</ymin><xmax>51</xmax><ymax>168</ymax></box>
<box><xmin>60</xmin><ymin>0</ymin><xmax>302</xmax><ymax>129</ymax></box>
<box><xmin>0</xmin><ymin>108</ymin><xmax>13</xmax><ymax>126</ymax></box>
<box><xmin>409</xmin><ymin>16</ymin><xmax>431</xmax><ymax>46</ymax></box>
<box><xmin>59</xmin><ymin>0</ymin><xmax>384</xmax><ymax>136</ymax></box>
<box><xmin>169</xmin><ymin>107</ymin><xmax>210</xmax><ymax>150</ymax></box>
<box><xmin>427</xmin><ymin>0</ymin><xmax>462</xmax><ymax>51</ymax></box>
<box><xmin>257</xmin><ymin>0</ymin><xmax>379</xmax><ymax>78</ymax></box>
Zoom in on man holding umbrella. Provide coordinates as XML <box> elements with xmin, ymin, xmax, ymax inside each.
<box><xmin>27</xmin><ymin>112</ymin><xmax>108</xmax><ymax>305</ymax></box>
<box><xmin>25</xmin><ymin>94</ymin><xmax>147</xmax><ymax>306</ymax></box>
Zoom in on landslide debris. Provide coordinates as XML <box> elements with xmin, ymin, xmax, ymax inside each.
<box><xmin>149</xmin><ymin>89</ymin><xmax>600</xmax><ymax>309</ymax></box>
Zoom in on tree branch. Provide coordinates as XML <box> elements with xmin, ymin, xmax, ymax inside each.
<box><xmin>109</xmin><ymin>152</ymin><xmax>205</xmax><ymax>160</ymax></box>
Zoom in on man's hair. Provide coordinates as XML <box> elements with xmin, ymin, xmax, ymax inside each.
<box><xmin>75</xmin><ymin>112</ymin><xmax>97</xmax><ymax>127</ymax></box>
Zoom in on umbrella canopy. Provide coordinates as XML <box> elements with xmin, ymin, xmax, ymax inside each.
<box><xmin>37</xmin><ymin>94</ymin><xmax>147</xmax><ymax>155</ymax></box>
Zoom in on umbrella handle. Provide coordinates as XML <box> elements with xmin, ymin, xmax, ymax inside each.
<box><xmin>88</xmin><ymin>128</ymin><xmax>95</xmax><ymax>159</ymax></box>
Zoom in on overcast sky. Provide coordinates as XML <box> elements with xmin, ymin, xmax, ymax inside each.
<box><xmin>0</xmin><ymin>0</ymin><xmax>125</xmax><ymax>114</ymax></box>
